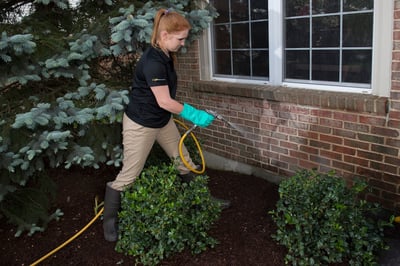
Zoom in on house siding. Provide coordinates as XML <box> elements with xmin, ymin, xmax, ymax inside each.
<box><xmin>176</xmin><ymin>1</ymin><xmax>400</xmax><ymax>211</ymax></box>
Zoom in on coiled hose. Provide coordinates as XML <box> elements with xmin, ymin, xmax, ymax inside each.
<box><xmin>174</xmin><ymin>118</ymin><xmax>206</xmax><ymax>174</ymax></box>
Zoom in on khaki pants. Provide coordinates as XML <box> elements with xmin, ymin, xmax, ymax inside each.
<box><xmin>110</xmin><ymin>114</ymin><xmax>196</xmax><ymax>191</ymax></box>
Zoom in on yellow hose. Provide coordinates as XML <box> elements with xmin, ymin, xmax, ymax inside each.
<box><xmin>174</xmin><ymin>119</ymin><xmax>206</xmax><ymax>174</ymax></box>
<box><xmin>30</xmin><ymin>120</ymin><xmax>204</xmax><ymax>265</ymax></box>
<box><xmin>30</xmin><ymin>205</ymin><xmax>104</xmax><ymax>266</ymax></box>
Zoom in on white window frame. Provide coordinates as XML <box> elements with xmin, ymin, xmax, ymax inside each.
<box><xmin>200</xmin><ymin>0</ymin><xmax>393</xmax><ymax>97</ymax></box>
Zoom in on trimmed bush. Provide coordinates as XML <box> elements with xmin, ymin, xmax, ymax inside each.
<box><xmin>116</xmin><ymin>163</ymin><xmax>221</xmax><ymax>266</ymax></box>
<box><xmin>269</xmin><ymin>169</ymin><xmax>391</xmax><ymax>266</ymax></box>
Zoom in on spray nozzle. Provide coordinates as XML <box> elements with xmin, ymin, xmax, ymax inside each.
<box><xmin>206</xmin><ymin>109</ymin><xmax>232</xmax><ymax>125</ymax></box>
<box><xmin>206</xmin><ymin>109</ymin><xmax>225</xmax><ymax>121</ymax></box>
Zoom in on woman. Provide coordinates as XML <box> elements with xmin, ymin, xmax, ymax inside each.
<box><xmin>103</xmin><ymin>8</ymin><xmax>229</xmax><ymax>242</ymax></box>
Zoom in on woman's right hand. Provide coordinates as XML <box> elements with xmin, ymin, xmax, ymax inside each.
<box><xmin>179</xmin><ymin>103</ymin><xmax>214</xmax><ymax>127</ymax></box>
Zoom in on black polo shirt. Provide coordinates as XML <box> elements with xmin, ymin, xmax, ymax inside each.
<box><xmin>125</xmin><ymin>46</ymin><xmax>177</xmax><ymax>128</ymax></box>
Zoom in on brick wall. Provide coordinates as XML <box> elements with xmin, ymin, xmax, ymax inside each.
<box><xmin>176</xmin><ymin>2</ymin><xmax>400</xmax><ymax>211</ymax></box>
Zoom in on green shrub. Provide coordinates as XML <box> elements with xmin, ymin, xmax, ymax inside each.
<box><xmin>115</xmin><ymin>163</ymin><xmax>221</xmax><ymax>266</ymax></box>
<box><xmin>269</xmin><ymin>169</ymin><xmax>391</xmax><ymax>266</ymax></box>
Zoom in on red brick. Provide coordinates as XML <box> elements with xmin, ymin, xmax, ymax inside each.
<box><xmin>369</xmin><ymin>180</ymin><xmax>397</xmax><ymax>193</ymax></box>
<box><xmin>387</xmin><ymin>138</ymin><xmax>400</xmax><ymax>148</ymax></box>
<box><xmin>333</xmin><ymin>145</ymin><xmax>356</xmax><ymax>155</ymax></box>
<box><xmin>280</xmin><ymin>154</ymin><xmax>299</xmax><ymax>165</ymax></box>
<box><xmin>344</xmin><ymin>155</ymin><xmax>369</xmax><ymax>167</ymax></box>
<box><xmin>382</xmin><ymin>173</ymin><xmax>400</xmax><ymax>184</ymax></box>
<box><xmin>299</xmin><ymin>159</ymin><xmax>319</xmax><ymax>169</ymax></box>
<box><xmin>356</xmin><ymin>167</ymin><xmax>384</xmax><ymax>179</ymax></box>
<box><xmin>333</xmin><ymin>128</ymin><xmax>357</xmax><ymax>138</ymax></box>
<box><xmin>300</xmin><ymin>145</ymin><xmax>318</xmax><ymax>154</ymax></box>
<box><xmin>344</xmin><ymin>139</ymin><xmax>369</xmax><ymax>150</ymax></box>
<box><xmin>388</xmin><ymin>120</ymin><xmax>400</xmax><ymax>128</ymax></box>
<box><xmin>290</xmin><ymin>150</ymin><xmax>309</xmax><ymax>160</ymax></box>
<box><xmin>310</xmin><ymin>109</ymin><xmax>332</xmax><ymax>118</ymax></box>
<box><xmin>310</xmin><ymin>154</ymin><xmax>331</xmax><ymax>166</ymax></box>
<box><xmin>320</xmin><ymin>134</ymin><xmax>343</xmax><ymax>145</ymax></box>
<box><xmin>320</xmin><ymin>150</ymin><xmax>342</xmax><ymax>160</ymax></box>
<box><xmin>357</xmin><ymin>150</ymin><xmax>383</xmax><ymax>161</ymax></box>
<box><xmin>320</xmin><ymin>118</ymin><xmax>343</xmax><ymax>128</ymax></box>
<box><xmin>289</xmin><ymin>136</ymin><xmax>308</xmax><ymax>145</ymax></box>
<box><xmin>370</xmin><ymin>161</ymin><xmax>397</xmax><ymax>175</ymax></box>
<box><xmin>359</xmin><ymin>115</ymin><xmax>386</xmax><ymax>126</ymax></box>
<box><xmin>332</xmin><ymin>160</ymin><xmax>355</xmax><ymax>173</ymax></box>
<box><xmin>333</xmin><ymin>112</ymin><xmax>358</xmax><ymax>122</ymax></box>
<box><xmin>310</xmin><ymin>124</ymin><xmax>332</xmax><ymax>134</ymax></box>
<box><xmin>280</xmin><ymin>140</ymin><xmax>298</xmax><ymax>150</ymax></box>
<box><xmin>385</xmin><ymin>156</ymin><xmax>400</xmax><ymax>167</ymax></box>
<box><xmin>389</xmin><ymin>110</ymin><xmax>400</xmax><ymax>119</ymax></box>
<box><xmin>310</xmin><ymin>139</ymin><xmax>331</xmax><ymax>150</ymax></box>
<box><xmin>371</xmin><ymin>144</ymin><xmax>399</xmax><ymax>156</ymax></box>
<box><xmin>357</xmin><ymin>133</ymin><xmax>384</xmax><ymax>144</ymax></box>
<box><xmin>298</xmin><ymin>130</ymin><xmax>318</xmax><ymax>139</ymax></box>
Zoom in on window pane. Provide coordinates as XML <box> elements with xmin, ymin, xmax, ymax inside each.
<box><xmin>214</xmin><ymin>0</ymin><xmax>229</xmax><ymax>23</ymax></box>
<box><xmin>286</xmin><ymin>18</ymin><xmax>310</xmax><ymax>48</ymax></box>
<box><xmin>343</xmin><ymin>0</ymin><xmax>373</xmax><ymax>11</ymax></box>
<box><xmin>342</xmin><ymin>50</ymin><xmax>371</xmax><ymax>83</ymax></box>
<box><xmin>312</xmin><ymin>0</ymin><xmax>340</xmax><ymax>14</ymax></box>
<box><xmin>214</xmin><ymin>24</ymin><xmax>231</xmax><ymax>49</ymax></box>
<box><xmin>286</xmin><ymin>0</ymin><xmax>310</xmax><ymax>17</ymax></box>
<box><xmin>312</xmin><ymin>15</ymin><xmax>340</xmax><ymax>47</ymax></box>
<box><xmin>286</xmin><ymin>50</ymin><xmax>310</xmax><ymax>79</ymax></box>
<box><xmin>212</xmin><ymin>0</ymin><xmax>269</xmax><ymax>78</ymax></box>
<box><xmin>231</xmin><ymin>0</ymin><xmax>249</xmax><ymax>22</ymax></box>
<box><xmin>232</xmin><ymin>23</ymin><xmax>249</xmax><ymax>49</ymax></box>
<box><xmin>252</xmin><ymin>50</ymin><xmax>269</xmax><ymax>77</ymax></box>
<box><xmin>312</xmin><ymin>50</ymin><xmax>339</xmax><ymax>81</ymax></box>
<box><xmin>233</xmin><ymin>51</ymin><xmax>250</xmax><ymax>76</ymax></box>
<box><xmin>251</xmin><ymin>0</ymin><xmax>268</xmax><ymax>20</ymax></box>
<box><xmin>343</xmin><ymin>13</ymin><xmax>373</xmax><ymax>47</ymax></box>
<box><xmin>252</xmin><ymin>21</ymin><xmax>268</xmax><ymax>49</ymax></box>
<box><xmin>214</xmin><ymin>51</ymin><xmax>231</xmax><ymax>75</ymax></box>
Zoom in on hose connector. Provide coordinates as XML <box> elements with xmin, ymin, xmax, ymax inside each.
<box><xmin>206</xmin><ymin>109</ymin><xmax>224</xmax><ymax>121</ymax></box>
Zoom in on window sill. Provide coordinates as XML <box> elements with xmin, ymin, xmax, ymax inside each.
<box><xmin>191</xmin><ymin>80</ymin><xmax>389</xmax><ymax>115</ymax></box>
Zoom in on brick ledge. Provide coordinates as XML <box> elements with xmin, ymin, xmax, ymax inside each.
<box><xmin>191</xmin><ymin>81</ymin><xmax>389</xmax><ymax>115</ymax></box>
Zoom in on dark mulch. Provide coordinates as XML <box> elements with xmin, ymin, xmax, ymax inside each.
<box><xmin>0</xmin><ymin>166</ymin><xmax>286</xmax><ymax>266</ymax></box>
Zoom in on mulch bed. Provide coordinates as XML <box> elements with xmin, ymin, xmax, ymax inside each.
<box><xmin>0</xmin><ymin>166</ymin><xmax>286</xmax><ymax>266</ymax></box>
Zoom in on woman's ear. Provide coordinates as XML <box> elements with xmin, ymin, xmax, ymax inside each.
<box><xmin>159</xmin><ymin>30</ymin><xmax>168</xmax><ymax>41</ymax></box>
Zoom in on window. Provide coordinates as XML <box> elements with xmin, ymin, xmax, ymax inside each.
<box><xmin>207</xmin><ymin>0</ymin><xmax>392</xmax><ymax>96</ymax></box>
<box><xmin>211</xmin><ymin>0</ymin><xmax>269</xmax><ymax>79</ymax></box>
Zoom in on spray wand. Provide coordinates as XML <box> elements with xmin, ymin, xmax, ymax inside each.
<box><xmin>206</xmin><ymin>109</ymin><xmax>245</xmax><ymax>135</ymax></box>
<box><xmin>177</xmin><ymin>109</ymin><xmax>246</xmax><ymax>174</ymax></box>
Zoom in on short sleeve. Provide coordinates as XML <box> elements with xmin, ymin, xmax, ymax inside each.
<box><xmin>142</xmin><ymin>59</ymin><xmax>169</xmax><ymax>87</ymax></box>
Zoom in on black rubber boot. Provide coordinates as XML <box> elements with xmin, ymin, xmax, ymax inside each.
<box><xmin>179</xmin><ymin>172</ymin><xmax>231</xmax><ymax>210</ymax></box>
<box><xmin>103</xmin><ymin>182</ymin><xmax>121</xmax><ymax>242</ymax></box>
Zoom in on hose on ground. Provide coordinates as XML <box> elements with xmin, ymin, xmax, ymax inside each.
<box><xmin>30</xmin><ymin>119</ymin><xmax>204</xmax><ymax>265</ymax></box>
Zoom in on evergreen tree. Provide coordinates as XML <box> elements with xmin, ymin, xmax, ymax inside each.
<box><xmin>0</xmin><ymin>0</ymin><xmax>217</xmax><ymax>236</ymax></box>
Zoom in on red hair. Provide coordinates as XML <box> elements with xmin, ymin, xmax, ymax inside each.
<box><xmin>150</xmin><ymin>9</ymin><xmax>191</xmax><ymax>47</ymax></box>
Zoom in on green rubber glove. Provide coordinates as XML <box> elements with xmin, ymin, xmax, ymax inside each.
<box><xmin>179</xmin><ymin>103</ymin><xmax>215</xmax><ymax>127</ymax></box>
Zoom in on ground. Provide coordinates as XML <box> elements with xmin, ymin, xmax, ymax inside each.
<box><xmin>0</xmin><ymin>166</ymin><xmax>398</xmax><ymax>266</ymax></box>
<box><xmin>0</xmin><ymin>166</ymin><xmax>286</xmax><ymax>266</ymax></box>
